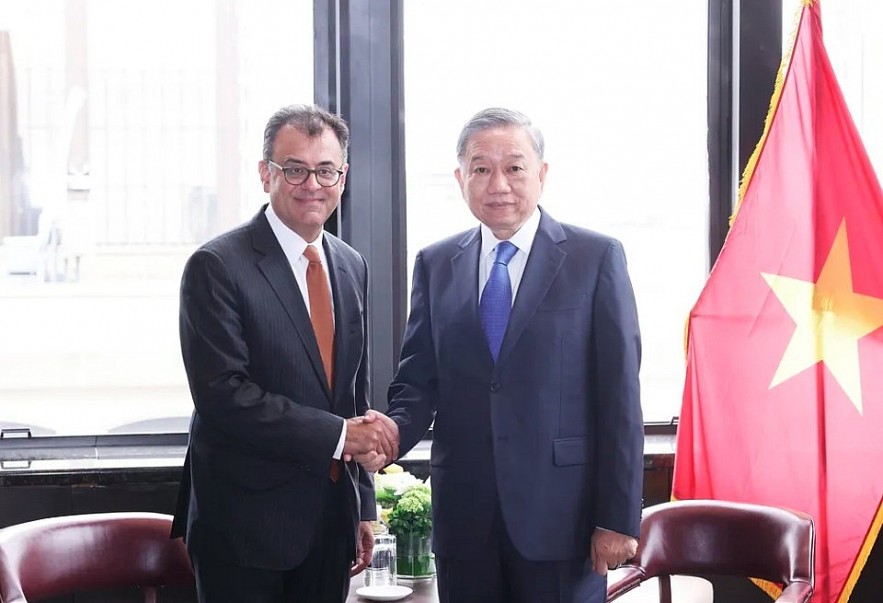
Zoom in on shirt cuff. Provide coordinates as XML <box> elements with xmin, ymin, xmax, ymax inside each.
<box><xmin>332</xmin><ymin>417</ymin><xmax>346</xmax><ymax>459</ymax></box>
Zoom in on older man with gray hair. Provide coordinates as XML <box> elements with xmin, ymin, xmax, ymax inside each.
<box><xmin>370</xmin><ymin>106</ymin><xmax>645</xmax><ymax>603</ymax></box>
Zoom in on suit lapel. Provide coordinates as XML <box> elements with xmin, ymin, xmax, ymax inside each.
<box><xmin>451</xmin><ymin>228</ymin><xmax>495</xmax><ymax>369</ymax></box>
<box><xmin>496</xmin><ymin>211</ymin><xmax>567</xmax><ymax>366</ymax></box>
<box><xmin>324</xmin><ymin>235</ymin><xmax>354</xmax><ymax>408</ymax></box>
<box><xmin>251</xmin><ymin>212</ymin><xmax>331</xmax><ymax>402</ymax></box>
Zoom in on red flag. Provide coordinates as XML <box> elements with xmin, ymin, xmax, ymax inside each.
<box><xmin>673</xmin><ymin>1</ymin><xmax>883</xmax><ymax>601</ymax></box>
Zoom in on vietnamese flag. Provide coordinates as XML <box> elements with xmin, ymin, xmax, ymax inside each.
<box><xmin>672</xmin><ymin>1</ymin><xmax>883</xmax><ymax>602</ymax></box>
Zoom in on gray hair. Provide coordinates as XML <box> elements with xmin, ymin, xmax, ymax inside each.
<box><xmin>456</xmin><ymin>107</ymin><xmax>545</xmax><ymax>162</ymax></box>
<box><xmin>262</xmin><ymin>104</ymin><xmax>350</xmax><ymax>163</ymax></box>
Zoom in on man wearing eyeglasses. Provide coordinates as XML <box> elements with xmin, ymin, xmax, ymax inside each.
<box><xmin>172</xmin><ymin>104</ymin><xmax>396</xmax><ymax>603</ymax></box>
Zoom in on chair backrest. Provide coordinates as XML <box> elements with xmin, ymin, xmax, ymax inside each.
<box><xmin>0</xmin><ymin>512</ymin><xmax>194</xmax><ymax>603</ymax></box>
<box><xmin>635</xmin><ymin>500</ymin><xmax>814</xmax><ymax>586</ymax></box>
<box><xmin>607</xmin><ymin>499</ymin><xmax>815</xmax><ymax>603</ymax></box>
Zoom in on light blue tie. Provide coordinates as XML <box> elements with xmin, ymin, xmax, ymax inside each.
<box><xmin>480</xmin><ymin>241</ymin><xmax>518</xmax><ymax>362</ymax></box>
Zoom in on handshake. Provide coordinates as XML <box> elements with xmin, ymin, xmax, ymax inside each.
<box><xmin>342</xmin><ymin>410</ymin><xmax>400</xmax><ymax>472</ymax></box>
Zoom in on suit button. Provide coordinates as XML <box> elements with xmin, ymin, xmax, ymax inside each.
<box><xmin>490</xmin><ymin>382</ymin><xmax>501</xmax><ymax>393</ymax></box>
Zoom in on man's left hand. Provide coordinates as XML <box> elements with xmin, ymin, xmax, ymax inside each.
<box><xmin>590</xmin><ymin>528</ymin><xmax>638</xmax><ymax>576</ymax></box>
<box><xmin>351</xmin><ymin>521</ymin><xmax>375</xmax><ymax>576</ymax></box>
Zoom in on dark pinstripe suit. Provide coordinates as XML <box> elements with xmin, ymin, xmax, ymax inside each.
<box><xmin>171</xmin><ymin>206</ymin><xmax>374</xmax><ymax>576</ymax></box>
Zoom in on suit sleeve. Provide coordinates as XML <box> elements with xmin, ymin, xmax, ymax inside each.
<box><xmin>180</xmin><ymin>248</ymin><xmax>343</xmax><ymax>477</ymax></box>
<box><xmin>592</xmin><ymin>240</ymin><xmax>644</xmax><ymax>538</ymax></box>
<box><xmin>386</xmin><ymin>250</ymin><xmax>438</xmax><ymax>456</ymax></box>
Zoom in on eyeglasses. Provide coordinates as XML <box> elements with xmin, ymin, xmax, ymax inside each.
<box><xmin>267</xmin><ymin>160</ymin><xmax>344</xmax><ymax>187</ymax></box>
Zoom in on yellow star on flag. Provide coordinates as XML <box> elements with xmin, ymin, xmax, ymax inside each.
<box><xmin>762</xmin><ymin>220</ymin><xmax>883</xmax><ymax>414</ymax></box>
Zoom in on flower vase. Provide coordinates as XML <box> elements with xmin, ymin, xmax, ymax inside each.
<box><xmin>396</xmin><ymin>530</ymin><xmax>434</xmax><ymax>579</ymax></box>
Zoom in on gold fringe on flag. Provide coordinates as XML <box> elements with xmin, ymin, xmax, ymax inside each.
<box><xmin>730</xmin><ymin>7</ymin><xmax>818</xmax><ymax>597</ymax></box>
<box><xmin>750</xmin><ymin>578</ymin><xmax>782</xmax><ymax>601</ymax></box>
<box><xmin>684</xmin><ymin>1</ymin><xmax>808</xmax><ymax>360</ymax></box>
<box><xmin>730</xmin><ymin>1</ymin><xmax>806</xmax><ymax>225</ymax></box>
<box><xmin>839</xmin><ymin>498</ymin><xmax>883</xmax><ymax>602</ymax></box>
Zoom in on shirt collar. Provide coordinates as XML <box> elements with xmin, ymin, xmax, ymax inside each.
<box><xmin>264</xmin><ymin>203</ymin><xmax>325</xmax><ymax>262</ymax></box>
<box><xmin>480</xmin><ymin>207</ymin><xmax>541</xmax><ymax>259</ymax></box>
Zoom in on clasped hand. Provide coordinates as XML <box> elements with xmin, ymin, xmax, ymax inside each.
<box><xmin>342</xmin><ymin>410</ymin><xmax>400</xmax><ymax>472</ymax></box>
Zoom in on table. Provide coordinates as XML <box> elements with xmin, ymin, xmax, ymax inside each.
<box><xmin>348</xmin><ymin>577</ymin><xmax>439</xmax><ymax>602</ymax></box>
<box><xmin>347</xmin><ymin>571</ymin><xmax>711</xmax><ymax>602</ymax></box>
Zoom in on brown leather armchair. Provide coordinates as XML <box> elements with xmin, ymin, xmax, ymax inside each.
<box><xmin>607</xmin><ymin>499</ymin><xmax>815</xmax><ymax>603</ymax></box>
<box><xmin>0</xmin><ymin>512</ymin><xmax>194</xmax><ymax>602</ymax></box>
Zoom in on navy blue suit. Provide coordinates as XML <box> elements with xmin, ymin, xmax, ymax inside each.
<box><xmin>387</xmin><ymin>208</ymin><xmax>643</xmax><ymax>600</ymax></box>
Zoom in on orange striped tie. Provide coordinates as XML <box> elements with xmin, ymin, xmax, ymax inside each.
<box><xmin>303</xmin><ymin>244</ymin><xmax>334</xmax><ymax>389</ymax></box>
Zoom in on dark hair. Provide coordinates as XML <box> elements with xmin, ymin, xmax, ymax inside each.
<box><xmin>456</xmin><ymin>107</ymin><xmax>544</xmax><ymax>162</ymax></box>
<box><xmin>262</xmin><ymin>104</ymin><xmax>350</xmax><ymax>163</ymax></box>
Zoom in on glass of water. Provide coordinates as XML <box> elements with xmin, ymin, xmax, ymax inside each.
<box><xmin>364</xmin><ymin>533</ymin><xmax>397</xmax><ymax>587</ymax></box>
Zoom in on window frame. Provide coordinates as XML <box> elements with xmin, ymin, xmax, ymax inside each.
<box><xmin>0</xmin><ymin>0</ymin><xmax>782</xmax><ymax>456</ymax></box>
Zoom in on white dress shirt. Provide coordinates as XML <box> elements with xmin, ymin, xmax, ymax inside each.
<box><xmin>478</xmin><ymin>207</ymin><xmax>542</xmax><ymax>303</ymax></box>
<box><xmin>265</xmin><ymin>204</ymin><xmax>346</xmax><ymax>459</ymax></box>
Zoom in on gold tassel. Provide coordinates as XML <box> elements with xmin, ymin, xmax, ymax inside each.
<box><xmin>731</xmin><ymin>1</ymin><xmax>806</xmax><ymax>226</ymax></box>
<box><xmin>839</xmin><ymin>499</ymin><xmax>883</xmax><ymax>602</ymax></box>
<box><xmin>750</xmin><ymin>578</ymin><xmax>782</xmax><ymax>601</ymax></box>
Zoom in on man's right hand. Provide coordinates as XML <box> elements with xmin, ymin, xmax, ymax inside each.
<box><xmin>364</xmin><ymin>410</ymin><xmax>400</xmax><ymax>458</ymax></box>
<box><xmin>343</xmin><ymin>415</ymin><xmax>397</xmax><ymax>461</ymax></box>
<box><xmin>343</xmin><ymin>411</ymin><xmax>400</xmax><ymax>472</ymax></box>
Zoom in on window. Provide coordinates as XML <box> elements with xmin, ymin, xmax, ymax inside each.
<box><xmin>0</xmin><ymin>0</ymin><xmax>313</xmax><ymax>436</ymax></box>
<box><xmin>403</xmin><ymin>1</ymin><xmax>709</xmax><ymax>422</ymax></box>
